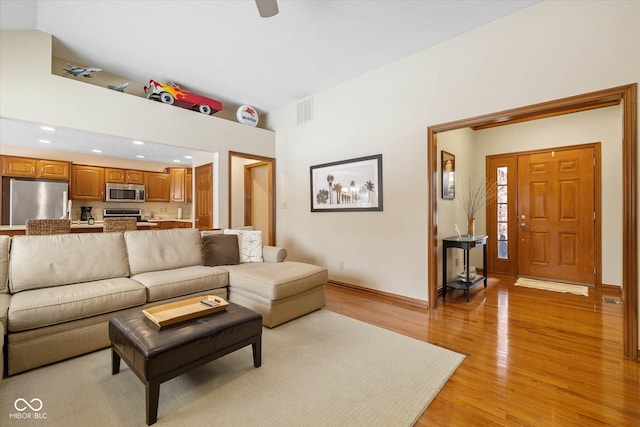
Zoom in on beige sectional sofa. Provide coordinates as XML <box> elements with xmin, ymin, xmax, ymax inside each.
<box><xmin>0</xmin><ymin>228</ymin><xmax>327</xmax><ymax>377</ymax></box>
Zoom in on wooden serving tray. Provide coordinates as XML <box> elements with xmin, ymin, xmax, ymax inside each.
<box><xmin>142</xmin><ymin>295</ymin><xmax>229</xmax><ymax>328</ymax></box>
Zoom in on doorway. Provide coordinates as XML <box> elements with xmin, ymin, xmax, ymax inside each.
<box><xmin>427</xmin><ymin>84</ymin><xmax>637</xmax><ymax>359</ymax></box>
<box><xmin>228</xmin><ymin>151</ymin><xmax>276</xmax><ymax>246</ymax></box>
<box><xmin>244</xmin><ymin>161</ymin><xmax>273</xmax><ymax>245</ymax></box>
<box><xmin>487</xmin><ymin>144</ymin><xmax>599</xmax><ymax>286</ymax></box>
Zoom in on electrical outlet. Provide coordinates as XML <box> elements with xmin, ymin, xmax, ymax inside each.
<box><xmin>338</xmin><ymin>261</ymin><xmax>344</xmax><ymax>270</ymax></box>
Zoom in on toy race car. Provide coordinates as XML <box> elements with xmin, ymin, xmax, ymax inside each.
<box><xmin>144</xmin><ymin>80</ymin><xmax>222</xmax><ymax>115</ymax></box>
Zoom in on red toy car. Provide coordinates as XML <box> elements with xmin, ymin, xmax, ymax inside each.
<box><xmin>144</xmin><ymin>80</ymin><xmax>223</xmax><ymax>115</ymax></box>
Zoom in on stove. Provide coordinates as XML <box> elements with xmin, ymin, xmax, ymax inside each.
<box><xmin>103</xmin><ymin>208</ymin><xmax>143</xmax><ymax>222</ymax></box>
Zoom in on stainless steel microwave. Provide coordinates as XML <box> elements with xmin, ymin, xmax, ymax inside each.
<box><xmin>105</xmin><ymin>183</ymin><xmax>145</xmax><ymax>203</ymax></box>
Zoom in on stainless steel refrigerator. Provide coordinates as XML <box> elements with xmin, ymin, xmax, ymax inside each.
<box><xmin>2</xmin><ymin>178</ymin><xmax>69</xmax><ymax>226</ymax></box>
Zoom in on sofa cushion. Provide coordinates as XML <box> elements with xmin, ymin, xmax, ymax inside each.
<box><xmin>0</xmin><ymin>235</ymin><xmax>10</xmax><ymax>293</ymax></box>
<box><xmin>8</xmin><ymin>278</ymin><xmax>146</xmax><ymax>332</ymax></box>
<box><xmin>222</xmin><ymin>261</ymin><xmax>328</xmax><ymax>300</ymax></box>
<box><xmin>202</xmin><ymin>234</ymin><xmax>239</xmax><ymax>266</ymax></box>
<box><xmin>9</xmin><ymin>233</ymin><xmax>130</xmax><ymax>293</ymax></box>
<box><xmin>224</xmin><ymin>229</ymin><xmax>263</xmax><ymax>262</ymax></box>
<box><xmin>130</xmin><ymin>265</ymin><xmax>229</xmax><ymax>302</ymax></box>
<box><xmin>125</xmin><ymin>228</ymin><xmax>203</xmax><ymax>275</ymax></box>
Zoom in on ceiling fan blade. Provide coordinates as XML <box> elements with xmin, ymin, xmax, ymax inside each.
<box><xmin>255</xmin><ymin>0</ymin><xmax>278</xmax><ymax>18</ymax></box>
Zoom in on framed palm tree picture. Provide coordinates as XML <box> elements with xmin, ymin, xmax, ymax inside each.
<box><xmin>310</xmin><ymin>154</ymin><xmax>383</xmax><ymax>212</ymax></box>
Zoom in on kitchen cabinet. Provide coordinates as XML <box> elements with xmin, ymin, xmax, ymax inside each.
<box><xmin>170</xmin><ymin>167</ymin><xmax>188</xmax><ymax>202</ymax></box>
<box><xmin>186</xmin><ymin>169</ymin><xmax>192</xmax><ymax>203</ymax></box>
<box><xmin>70</xmin><ymin>165</ymin><xmax>105</xmax><ymax>200</ymax></box>
<box><xmin>105</xmin><ymin>168</ymin><xmax>145</xmax><ymax>185</ymax></box>
<box><xmin>1</xmin><ymin>155</ymin><xmax>70</xmax><ymax>180</ymax></box>
<box><xmin>145</xmin><ymin>172</ymin><xmax>170</xmax><ymax>202</ymax></box>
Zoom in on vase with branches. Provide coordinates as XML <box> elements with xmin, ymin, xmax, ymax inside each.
<box><xmin>458</xmin><ymin>177</ymin><xmax>498</xmax><ymax>236</ymax></box>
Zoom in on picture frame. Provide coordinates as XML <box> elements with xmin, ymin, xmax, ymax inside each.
<box><xmin>310</xmin><ymin>154</ymin><xmax>383</xmax><ymax>212</ymax></box>
<box><xmin>441</xmin><ymin>151</ymin><xmax>455</xmax><ymax>200</ymax></box>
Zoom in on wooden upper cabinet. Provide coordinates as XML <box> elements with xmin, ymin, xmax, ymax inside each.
<box><xmin>70</xmin><ymin>165</ymin><xmax>105</xmax><ymax>200</ymax></box>
<box><xmin>105</xmin><ymin>168</ymin><xmax>145</xmax><ymax>184</ymax></box>
<box><xmin>170</xmin><ymin>168</ymin><xmax>186</xmax><ymax>202</ymax></box>
<box><xmin>105</xmin><ymin>168</ymin><xmax>126</xmax><ymax>183</ymax></box>
<box><xmin>39</xmin><ymin>160</ymin><xmax>70</xmax><ymax>179</ymax></box>
<box><xmin>186</xmin><ymin>168</ymin><xmax>193</xmax><ymax>203</ymax></box>
<box><xmin>1</xmin><ymin>155</ymin><xmax>70</xmax><ymax>180</ymax></box>
<box><xmin>145</xmin><ymin>172</ymin><xmax>170</xmax><ymax>202</ymax></box>
<box><xmin>126</xmin><ymin>170</ymin><xmax>145</xmax><ymax>185</ymax></box>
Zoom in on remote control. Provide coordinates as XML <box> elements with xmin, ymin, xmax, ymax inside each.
<box><xmin>201</xmin><ymin>300</ymin><xmax>219</xmax><ymax>308</ymax></box>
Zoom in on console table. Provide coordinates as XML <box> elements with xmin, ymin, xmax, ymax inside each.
<box><xmin>442</xmin><ymin>235</ymin><xmax>488</xmax><ymax>302</ymax></box>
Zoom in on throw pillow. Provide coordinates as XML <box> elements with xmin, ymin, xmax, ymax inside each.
<box><xmin>202</xmin><ymin>234</ymin><xmax>240</xmax><ymax>266</ymax></box>
<box><xmin>224</xmin><ymin>229</ymin><xmax>264</xmax><ymax>263</ymax></box>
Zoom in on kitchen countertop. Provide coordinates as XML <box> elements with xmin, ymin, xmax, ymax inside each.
<box><xmin>146</xmin><ymin>219</ymin><xmax>193</xmax><ymax>222</ymax></box>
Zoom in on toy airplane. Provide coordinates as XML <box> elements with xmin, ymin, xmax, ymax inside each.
<box><xmin>108</xmin><ymin>82</ymin><xmax>129</xmax><ymax>92</ymax></box>
<box><xmin>63</xmin><ymin>63</ymin><xmax>102</xmax><ymax>78</ymax></box>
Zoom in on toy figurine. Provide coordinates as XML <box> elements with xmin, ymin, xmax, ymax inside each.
<box><xmin>63</xmin><ymin>63</ymin><xmax>102</xmax><ymax>78</ymax></box>
<box><xmin>144</xmin><ymin>80</ymin><xmax>222</xmax><ymax>115</ymax></box>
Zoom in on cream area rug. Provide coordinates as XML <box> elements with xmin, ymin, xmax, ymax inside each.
<box><xmin>515</xmin><ymin>277</ymin><xmax>589</xmax><ymax>296</ymax></box>
<box><xmin>0</xmin><ymin>309</ymin><xmax>464</xmax><ymax>427</ymax></box>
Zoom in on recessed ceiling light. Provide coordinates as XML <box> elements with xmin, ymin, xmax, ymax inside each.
<box><xmin>173</xmin><ymin>159</ymin><xmax>181</xmax><ymax>163</ymax></box>
<box><xmin>92</xmin><ymin>149</ymin><xmax>102</xmax><ymax>153</ymax></box>
<box><xmin>40</xmin><ymin>126</ymin><xmax>55</xmax><ymax>131</ymax></box>
<box><xmin>136</xmin><ymin>155</ymin><xmax>145</xmax><ymax>158</ymax></box>
<box><xmin>132</xmin><ymin>140</ymin><xmax>144</xmax><ymax>145</ymax></box>
<box><xmin>184</xmin><ymin>155</ymin><xmax>192</xmax><ymax>159</ymax></box>
<box><xmin>38</xmin><ymin>139</ymin><xmax>51</xmax><ymax>144</ymax></box>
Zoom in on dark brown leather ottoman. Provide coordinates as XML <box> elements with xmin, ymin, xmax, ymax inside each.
<box><xmin>109</xmin><ymin>302</ymin><xmax>262</xmax><ymax>425</ymax></box>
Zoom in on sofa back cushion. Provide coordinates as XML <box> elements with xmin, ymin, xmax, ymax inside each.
<box><xmin>0</xmin><ymin>235</ymin><xmax>10</xmax><ymax>293</ymax></box>
<box><xmin>125</xmin><ymin>228</ymin><xmax>203</xmax><ymax>275</ymax></box>
<box><xmin>9</xmin><ymin>233</ymin><xmax>130</xmax><ymax>293</ymax></box>
<box><xmin>202</xmin><ymin>234</ymin><xmax>239</xmax><ymax>266</ymax></box>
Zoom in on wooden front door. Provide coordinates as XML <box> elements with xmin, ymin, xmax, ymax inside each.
<box><xmin>517</xmin><ymin>147</ymin><xmax>595</xmax><ymax>284</ymax></box>
<box><xmin>195</xmin><ymin>163</ymin><xmax>213</xmax><ymax>230</ymax></box>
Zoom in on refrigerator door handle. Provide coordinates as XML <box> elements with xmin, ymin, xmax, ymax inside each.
<box><xmin>61</xmin><ymin>191</ymin><xmax>69</xmax><ymax>219</ymax></box>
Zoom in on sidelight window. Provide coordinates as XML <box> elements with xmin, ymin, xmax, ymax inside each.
<box><xmin>497</xmin><ymin>167</ymin><xmax>508</xmax><ymax>259</ymax></box>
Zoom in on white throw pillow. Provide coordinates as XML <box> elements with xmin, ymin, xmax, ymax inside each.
<box><xmin>224</xmin><ymin>229</ymin><xmax>264</xmax><ymax>263</ymax></box>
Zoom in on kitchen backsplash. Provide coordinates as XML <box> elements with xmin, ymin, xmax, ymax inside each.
<box><xmin>70</xmin><ymin>200</ymin><xmax>191</xmax><ymax>221</ymax></box>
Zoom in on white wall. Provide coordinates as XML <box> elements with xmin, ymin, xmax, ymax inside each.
<box><xmin>265</xmin><ymin>1</ymin><xmax>639</xmax><ymax>302</ymax></box>
<box><xmin>0</xmin><ymin>29</ymin><xmax>276</xmax><ymax>230</ymax></box>
<box><xmin>436</xmin><ymin>128</ymin><xmax>475</xmax><ymax>284</ymax></box>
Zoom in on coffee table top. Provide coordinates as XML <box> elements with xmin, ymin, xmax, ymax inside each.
<box><xmin>109</xmin><ymin>302</ymin><xmax>262</xmax><ymax>357</ymax></box>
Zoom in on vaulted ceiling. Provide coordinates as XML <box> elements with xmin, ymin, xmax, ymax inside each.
<box><xmin>1</xmin><ymin>0</ymin><xmax>537</xmax><ymax>115</ymax></box>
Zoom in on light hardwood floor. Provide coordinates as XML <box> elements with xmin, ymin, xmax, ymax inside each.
<box><xmin>324</xmin><ymin>275</ymin><xmax>640</xmax><ymax>426</ymax></box>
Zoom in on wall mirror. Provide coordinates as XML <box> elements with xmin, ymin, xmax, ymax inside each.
<box><xmin>441</xmin><ymin>150</ymin><xmax>455</xmax><ymax>200</ymax></box>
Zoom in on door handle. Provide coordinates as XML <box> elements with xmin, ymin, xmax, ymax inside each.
<box><xmin>521</xmin><ymin>222</ymin><xmax>526</xmax><ymax>228</ymax></box>
<box><xmin>520</xmin><ymin>214</ymin><xmax>527</xmax><ymax>220</ymax></box>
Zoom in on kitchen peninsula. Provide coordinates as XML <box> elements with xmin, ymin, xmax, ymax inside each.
<box><xmin>0</xmin><ymin>220</ymin><xmax>159</xmax><ymax>236</ymax></box>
